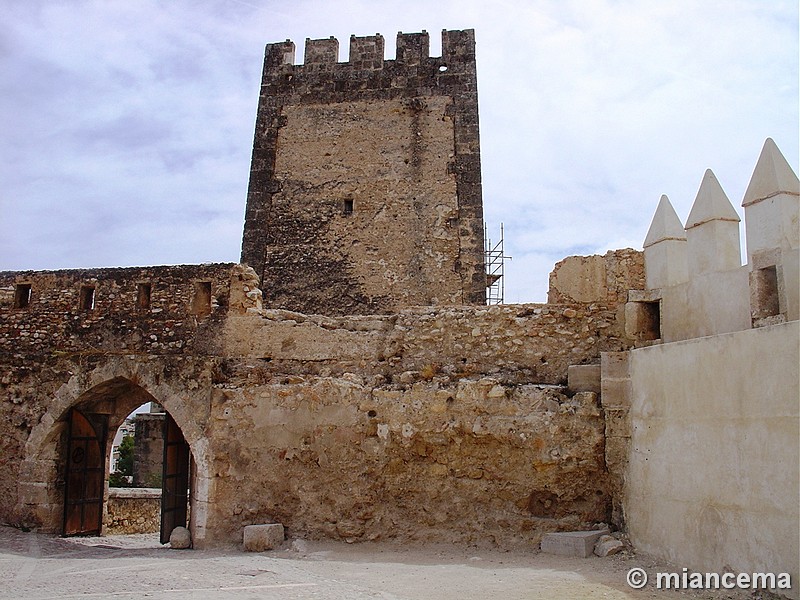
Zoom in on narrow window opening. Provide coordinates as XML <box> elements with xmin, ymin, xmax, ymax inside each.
<box><xmin>752</xmin><ymin>265</ymin><xmax>780</xmax><ymax>319</ymax></box>
<box><xmin>79</xmin><ymin>286</ymin><xmax>96</xmax><ymax>311</ymax></box>
<box><xmin>137</xmin><ymin>282</ymin><xmax>152</xmax><ymax>310</ymax></box>
<box><xmin>627</xmin><ymin>300</ymin><xmax>661</xmax><ymax>341</ymax></box>
<box><xmin>192</xmin><ymin>281</ymin><xmax>212</xmax><ymax>316</ymax></box>
<box><xmin>342</xmin><ymin>199</ymin><xmax>354</xmax><ymax>215</ymax></box>
<box><xmin>14</xmin><ymin>284</ymin><xmax>32</xmax><ymax>309</ymax></box>
<box><xmin>640</xmin><ymin>301</ymin><xmax>661</xmax><ymax>340</ymax></box>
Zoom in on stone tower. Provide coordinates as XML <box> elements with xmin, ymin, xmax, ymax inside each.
<box><xmin>241</xmin><ymin>29</ymin><xmax>485</xmax><ymax>316</ymax></box>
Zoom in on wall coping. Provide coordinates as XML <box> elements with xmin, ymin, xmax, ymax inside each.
<box><xmin>108</xmin><ymin>487</ymin><xmax>161</xmax><ymax>499</ymax></box>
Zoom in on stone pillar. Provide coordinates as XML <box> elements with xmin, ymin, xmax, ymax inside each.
<box><xmin>600</xmin><ymin>351</ymin><xmax>631</xmax><ymax>529</ymax></box>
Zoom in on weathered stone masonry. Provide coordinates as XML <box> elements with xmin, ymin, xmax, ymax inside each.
<box><xmin>242</xmin><ymin>30</ymin><xmax>485</xmax><ymax>315</ymax></box>
<box><xmin>0</xmin><ymin>248</ymin><xmax>644</xmax><ymax>548</ymax></box>
<box><xmin>0</xmin><ymin>28</ymin><xmax>650</xmax><ymax>550</ymax></box>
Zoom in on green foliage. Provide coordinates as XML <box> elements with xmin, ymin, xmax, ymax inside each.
<box><xmin>144</xmin><ymin>472</ymin><xmax>163</xmax><ymax>488</ymax></box>
<box><xmin>115</xmin><ymin>433</ymin><xmax>135</xmax><ymax>479</ymax></box>
<box><xmin>108</xmin><ymin>472</ymin><xmax>128</xmax><ymax>488</ymax></box>
<box><xmin>109</xmin><ymin>433</ymin><xmax>135</xmax><ymax>487</ymax></box>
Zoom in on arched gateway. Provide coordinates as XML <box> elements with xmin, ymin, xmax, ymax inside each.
<box><xmin>16</xmin><ymin>368</ymin><xmax>212</xmax><ymax>547</ymax></box>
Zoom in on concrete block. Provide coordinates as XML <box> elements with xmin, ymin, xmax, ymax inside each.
<box><xmin>567</xmin><ymin>365</ymin><xmax>601</xmax><ymax>393</ymax></box>
<box><xmin>243</xmin><ymin>523</ymin><xmax>285</xmax><ymax>552</ymax></box>
<box><xmin>540</xmin><ymin>528</ymin><xmax>610</xmax><ymax>558</ymax></box>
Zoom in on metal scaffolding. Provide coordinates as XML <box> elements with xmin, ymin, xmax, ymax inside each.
<box><xmin>485</xmin><ymin>223</ymin><xmax>511</xmax><ymax>305</ymax></box>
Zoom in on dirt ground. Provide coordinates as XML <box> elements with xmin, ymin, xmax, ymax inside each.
<box><xmin>0</xmin><ymin>526</ymin><xmax>781</xmax><ymax>599</ymax></box>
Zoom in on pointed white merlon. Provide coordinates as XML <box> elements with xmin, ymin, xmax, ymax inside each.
<box><xmin>644</xmin><ymin>195</ymin><xmax>686</xmax><ymax>248</ymax></box>
<box><xmin>742</xmin><ymin>138</ymin><xmax>800</xmax><ymax>207</ymax></box>
<box><xmin>741</xmin><ymin>139</ymin><xmax>799</xmax><ymax>321</ymax></box>
<box><xmin>686</xmin><ymin>169</ymin><xmax>740</xmax><ymax>229</ymax></box>
<box><xmin>643</xmin><ymin>195</ymin><xmax>688</xmax><ymax>288</ymax></box>
<box><xmin>686</xmin><ymin>170</ymin><xmax>742</xmax><ymax>275</ymax></box>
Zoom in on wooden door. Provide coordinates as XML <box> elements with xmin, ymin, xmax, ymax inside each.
<box><xmin>160</xmin><ymin>413</ymin><xmax>190</xmax><ymax>544</ymax></box>
<box><xmin>62</xmin><ymin>409</ymin><xmax>106</xmax><ymax>536</ymax></box>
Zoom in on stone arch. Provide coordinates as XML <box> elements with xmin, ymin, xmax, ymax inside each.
<box><xmin>16</xmin><ymin>356</ymin><xmax>215</xmax><ymax>547</ymax></box>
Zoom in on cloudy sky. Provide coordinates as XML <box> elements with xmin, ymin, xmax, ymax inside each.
<box><xmin>1</xmin><ymin>0</ymin><xmax>797</xmax><ymax>302</ymax></box>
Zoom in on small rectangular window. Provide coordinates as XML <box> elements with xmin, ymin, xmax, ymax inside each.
<box><xmin>343</xmin><ymin>199</ymin><xmax>354</xmax><ymax>215</ymax></box>
<box><xmin>79</xmin><ymin>286</ymin><xmax>96</xmax><ymax>311</ymax></box>
<box><xmin>14</xmin><ymin>284</ymin><xmax>32</xmax><ymax>309</ymax></box>
<box><xmin>626</xmin><ymin>300</ymin><xmax>661</xmax><ymax>341</ymax></box>
<box><xmin>640</xmin><ymin>301</ymin><xmax>661</xmax><ymax>340</ymax></box>
<box><xmin>137</xmin><ymin>282</ymin><xmax>152</xmax><ymax>310</ymax></box>
<box><xmin>752</xmin><ymin>265</ymin><xmax>780</xmax><ymax>319</ymax></box>
<box><xmin>191</xmin><ymin>281</ymin><xmax>212</xmax><ymax>316</ymax></box>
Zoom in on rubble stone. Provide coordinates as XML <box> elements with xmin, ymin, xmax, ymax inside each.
<box><xmin>243</xmin><ymin>524</ymin><xmax>285</xmax><ymax>552</ymax></box>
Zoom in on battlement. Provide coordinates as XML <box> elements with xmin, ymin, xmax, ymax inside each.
<box><xmin>243</xmin><ymin>28</ymin><xmax>485</xmax><ymax>316</ymax></box>
<box><xmin>0</xmin><ymin>263</ymin><xmax>253</xmax><ymax>359</ymax></box>
<box><xmin>264</xmin><ymin>29</ymin><xmax>475</xmax><ymax>73</ymax></box>
<box><xmin>635</xmin><ymin>138</ymin><xmax>799</xmax><ymax>342</ymax></box>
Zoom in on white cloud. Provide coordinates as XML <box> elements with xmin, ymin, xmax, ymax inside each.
<box><xmin>1</xmin><ymin>0</ymin><xmax>797</xmax><ymax>303</ymax></box>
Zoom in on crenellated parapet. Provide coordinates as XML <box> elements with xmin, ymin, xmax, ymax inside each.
<box><xmin>634</xmin><ymin>139</ymin><xmax>799</xmax><ymax>342</ymax></box>
<box><xmin>0</xmin><ymin>263</ymin><xmax>251</xmax><ymax>362</ymax></box>
<box><xmin>242</xmin><ymin>29</ymin><xmax>485</xmax><ymax>316</ymax></box>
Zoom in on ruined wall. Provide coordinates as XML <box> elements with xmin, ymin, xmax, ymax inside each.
<box><xmin>547</xmin><ymin>248</ymin><xmax>644</xmax><ymax>308</ymax></box>
<box><xmin>0</xmin><ymin>258</ymin><xmax>645</xmax><ymax>548</ymax></box>
<box><xmin>241</xmin><ymin>30</ymin><xmax>485</xmax><ymax>315</ymax></box>
<box><xmin>0</xmin><ymin>263</ymin><xmax>236</xmax><ymax>532</ymax></box>
<box><xmin>207</xmin><ymin>376</ymin><xmax>609</xmax><ymax>548</ymax></box>
<box><xmin>222</xmin><ymin>302</ymin><xmax>631</xmax><ymax>386</ymax></box>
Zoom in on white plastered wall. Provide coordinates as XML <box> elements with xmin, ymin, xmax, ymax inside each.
<box><xmin>626</xmin><ymin>321</ymin><xmax>799</xmax><ymax>598</ymax></box>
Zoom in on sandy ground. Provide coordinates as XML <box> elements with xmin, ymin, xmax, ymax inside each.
<box><xmin>0</xmin><ymin>526</ymin><xmax>779</xmax><ymax>600</ymax></box>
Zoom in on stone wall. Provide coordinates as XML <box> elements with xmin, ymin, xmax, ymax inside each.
<box><xmin>132</xmin><ymin>414</ymin><xmax>165</xmax><ymax>488</ymax></box>
<box><xmin>241</xmin><ymin>30</ymin><xmax>485</xmax><ymax>315</ymax></box>
<box><xmin>548</xmin><ymin>248</ymin><xmax>644</xmax><ymax>308</ymax></box>
<box><xmin>207</xmin><ymin>376</ymin><xmax>609</xmax><ymax>548</ymax></box>
<box><xmin>0</xmin><ymin>257</ymin><xmax>645</xmax><ymax>548</ymax></box>
<box><xmin>0</xmin><ymin>263</ymin><xmax>236</xmax><ymax>360</ymax></box>
<box><xmin>106</xmin><ymin>488</ymin><xmax>161</xmax><ymax>535</ymax></box>
<box><xmin>222</xmin><ymin>301</ymin><xmax>632</xmax><ymax>386</ymax></box>
<box><xmin>0</xmin><ymin>263</ymin><xmax>238</xmax><ymax>535</ymax></box>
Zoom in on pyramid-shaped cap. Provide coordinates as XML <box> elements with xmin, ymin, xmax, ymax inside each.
<box><xmin>686</xmin><ymin>169</ymin><xmax>740</xmax><ymax>229</ymax></box>
<box><xmin>742</xmin><ymin>138</ymin><xmax>800</xmax><ymax>207</ymax></box>
<box><xmin>644</xmin><ymin>195</ymin><xmax>686</xmax><ymax>248</ymax></box>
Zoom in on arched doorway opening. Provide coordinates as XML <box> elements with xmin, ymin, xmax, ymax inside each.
<box><xmin>23</xmin><ymin>376</ymin><xmax>198</xmax><ymax>545</ymax></box>
<box><xmin>105</xmin><ymin>402</ymin><xmax>192</xmax><ymax>544</ymax></box>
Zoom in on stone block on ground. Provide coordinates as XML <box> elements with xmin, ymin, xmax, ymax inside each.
<box><xmin>243</xmin><ymin>523</ymin><xmax>285</xmax><ymax>552</ymax></box>
<box><xmin>540</xmin><ymin>528</ymin><xmax>610</xmax><ymax>558</ymax></box>
<box><xmin>169</xmin><ymin>526</ymin><xmax>191</xmax><ymax>549</ymax></box>
<box><xmin>594</xmin><ymin>534</ymin><xmax>624</xmax><ymax>557</ymax></box>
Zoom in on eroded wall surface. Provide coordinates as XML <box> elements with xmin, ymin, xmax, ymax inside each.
<box><xmin>626</xmin><ymin>322</ymin><xmax>799</xmax><ymax>597</ymax></box>
<box><xmin>241</xmin><ymin>30</ymin><xmax>485</xmax><ymax>315</ymax></box>
<box><xmin>0</xmin><ymin>254</ymin><xmax>644</xmax><ymax>548</ymax></box>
